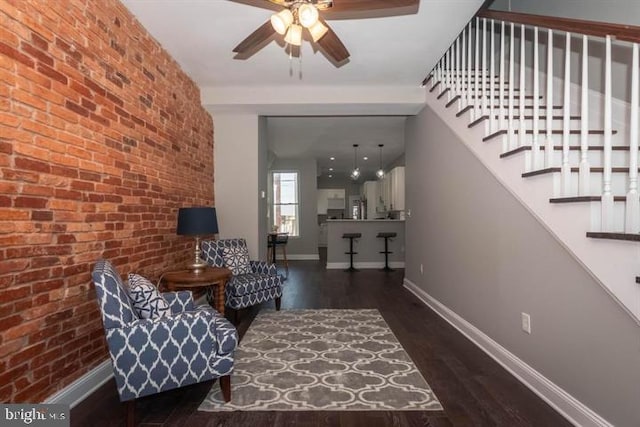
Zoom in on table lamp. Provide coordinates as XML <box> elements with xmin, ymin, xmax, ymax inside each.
<box><xmin>176</xmin><ymin>207</ymin><xmax>218</xmax><ymax>273</ymax></box>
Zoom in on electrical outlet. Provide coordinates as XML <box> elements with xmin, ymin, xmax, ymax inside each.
<box><xmin>420</xmin><ymin>264</ymin><xmax>424</xmax><ymax>275</ymax></box>
<box><xmin>521</xmin><ymin>312</ymin><xmax>531</xmax><ymax>334</ymax></box>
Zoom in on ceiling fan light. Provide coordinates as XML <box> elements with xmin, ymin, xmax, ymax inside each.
<box><xmin>298</xmin><ymin>3</ymin><xmax>319</xmax><ymax>28</ymax></box>
<box><xmin>271</xmin><ymin>9</ymin><xmax>294</xmax><ymax>35</ymax></box>
<box><xmin>284</xmin><ymin>24</ymin><xmax>303</xmax><ymax>46</ymax></box>
<box><xmin>308</xmin><ymin>20</ymin><xmax>328</xmax><ymax>42</ymax></box>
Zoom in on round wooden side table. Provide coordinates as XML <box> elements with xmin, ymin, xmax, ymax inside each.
<box><xmin>160</xmin><ymin>267</ymin><xmax>232</xmax><ymax>315</ymax></box>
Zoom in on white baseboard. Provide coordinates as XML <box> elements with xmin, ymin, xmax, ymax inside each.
<box><xmin>44</xmin><ymin>359</ymin><xmax>113</xmax><ymax>408</ymax></box>
<box><xmin>326</xmin><ymin>261</ymin><xmax>405</xmax><ymax>269</ymax></box>
<box><xmin>276</xmin><ymin>254</ymin><xmax>319</xmax><ymax>260</ymax></box>
<box><xmin>403</xmin><ymin>279</ymin><xmax>613</xmax><ymax>427</ymax></box>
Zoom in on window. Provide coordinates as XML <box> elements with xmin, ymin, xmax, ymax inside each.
<box><xmin>271</xmin><ymin>171</ymin><xmax>299</xmax><ymax>237</ymax></box>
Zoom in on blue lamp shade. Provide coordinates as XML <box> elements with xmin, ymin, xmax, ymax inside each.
<box><xmin>176</xmin><ymin>207</ymin><xmax>218</xmax><ymax>236</ymax></box>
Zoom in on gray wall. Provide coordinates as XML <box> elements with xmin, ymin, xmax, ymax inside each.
<box><xmin>270</xmin><ymin>157</ymin><xmax>318</xmax><ymax>257</ymax></box>
<box><xmin>258</xmin><ymin>116</ymin><xmax>268</xmax><ymax>260</ymax></box>
<box><xmin>404</xmin><ymin>105</ymin><xmax>640</xmax><ymax>426</ymax></box>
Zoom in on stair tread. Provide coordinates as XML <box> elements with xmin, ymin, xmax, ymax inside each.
<box><xmin>586</xmin><ymin>232</ymin><xmax>640</xmax><ymax>242</ymax></box>
<box><xmin>437</xmin><ymin>88</ymin><xmax>450</xmax><ymax>99</ymax></box>
<box><xmin>522</xmin><ymin>167</ymin><xmax>639</xmax><ymax>178</ymax></box>
<box><xmin>484</xmin><ymin>129</ymin><xmax>618</xmax><ymax>142</ymax></box>
<box><xmin>550</xmin><ymin>196</ymin><xmax>626</xmax><ymax>203</ymax></box>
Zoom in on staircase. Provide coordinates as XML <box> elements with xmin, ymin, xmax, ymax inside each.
<box><xmin>424</xmin><ymin>11</ymin><xmax>640</xmax><ymax>322</ymax></box>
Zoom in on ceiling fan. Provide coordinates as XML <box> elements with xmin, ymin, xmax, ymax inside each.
<box><xmin>233</xmin><ymin>0</ymin><xmax>420</xmax><ymax>64</ymax></box>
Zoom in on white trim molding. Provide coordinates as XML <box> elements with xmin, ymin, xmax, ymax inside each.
<box><xmin>275</xmin><ymin>254</ymin><xmax>319</xmax><ymax>260</ymax></box>
<box><xmin>45</xmin><ymin>359</ymin><xmax>113</xmax><ymax>408</ymax></box>
<box><xmin>327</xmin><ymin>261</ymin><xmax>405</xmax><ymax>270</ymax></box>
<box><xmin>403</xmin><ymin>279</ymin><xmax>613</xmax><ymax>427</ymax></box>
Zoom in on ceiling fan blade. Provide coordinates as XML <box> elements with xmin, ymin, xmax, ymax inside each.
<box><xmin>316</xmin><ymin>21</ymin><xmax>350</xmax><ymax>63</ymax></box>
<box><xmin>233</xmin><ymin>20</ymin><xmax>276</xmax><ymax>55</ymax></box>
<box><xmin>229</xmin><ymin>0</ymin><xmax>282</xmax><ymax>12</ymax></box>
<box><xmin>329</xmin><ymin>0</ymin><xmax>419</xmax><ymax>12</ymax></box>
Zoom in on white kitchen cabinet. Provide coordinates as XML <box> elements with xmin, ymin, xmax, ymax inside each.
<box><xmin>374</xmin><ymin>166</ymin><xmax>404</xmax><ymax>212</ymax></box>
<box><xmin>317</xmin><ymin>189</ymin><xmax>345</xmax><ymax>214</ymax></box>
<box><xmin>390</xmin><ymin>166</ymin><xmax>405</xmax><ymax>211</ymax></box>
<box><xmin>362</xmin><ymin>181</ymin><xmax>379</xmax><ymax>219</ymax></box>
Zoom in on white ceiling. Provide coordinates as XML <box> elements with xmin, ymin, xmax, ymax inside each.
<box><xmin>121</xmin><ymin>0</ymin><xmax>483</xmax><ymax>177</ymax></box>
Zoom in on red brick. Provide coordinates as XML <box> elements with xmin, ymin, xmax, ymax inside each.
<box><xmin>14</xmin><ymin>196</ymin><xmax>47</xmax><ymax>208</ymax></box>
<box><xmin>20</xmin><ymin>42</ymin><xmax>54</xmax><ymax>66</ymax></box>
<box><xmin>14</xmin><ymin>157</ymin><xmax>51</xmax><ymax>174</ymax></box>
<box><xmin>0</xmin><ymin>42</ymin><xmax>34</xmax><ymax>68</ymax></box>
<box><xmin>36</xmin><ymin>63</ymin><xmax>67</xmax><ymax>85</ymax></box>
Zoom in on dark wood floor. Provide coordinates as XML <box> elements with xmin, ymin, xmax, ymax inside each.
<box><xmin>71</xmin><ymin>254</ymin><xmax>571</xmax><ymax>426</ymax></box>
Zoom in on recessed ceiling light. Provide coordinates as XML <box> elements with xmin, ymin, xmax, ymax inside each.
<box><xmin>328</xmin><ymin>174</ymin><xmax>333</xmax><ymax>178</ymax></box>
<box><xmin>363</xmin><ymin>156</ymin><xmax>368</xmax><ymax>160</ymax></box>
<box><xmin>330</xmin><ymin>157</ymin><xmax>335</xmax><ymax>161</ymax></box>
<box><xmin>329</xmin><ymin>168</ymin><xmax>333</xmax><ymax>171</ymax></box>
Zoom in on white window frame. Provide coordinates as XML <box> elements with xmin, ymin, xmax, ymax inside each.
<box><xmin>270</xmin><ymin>170</ymin><xmax>300</xmax><ymax>237</ymax></box>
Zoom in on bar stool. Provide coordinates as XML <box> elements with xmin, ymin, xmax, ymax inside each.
<box><xmin>267</xmin><ymin>232</ymin><xmax>289</xmax><ymax>277</ymax></box>
<box><xmin>377</xmin><ymin>232</ymin><xmax>397</xmax><ymax>271</ymax></box>
<box><xmin>342</xmin><ymin>232</ymin><xmax>361</xmax><ymax>272</ymax></box>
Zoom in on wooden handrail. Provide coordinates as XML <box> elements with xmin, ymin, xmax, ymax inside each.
<box><xmin>478</xmin><ymin>10</ymin><xmax>640</xmax><ymax>43</ymax></box>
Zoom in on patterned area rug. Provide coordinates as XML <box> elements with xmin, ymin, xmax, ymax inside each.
<box><xmin>198</xmin><ymin>309</ymin><xmax>442</xmax><ymax>411</ymax></box>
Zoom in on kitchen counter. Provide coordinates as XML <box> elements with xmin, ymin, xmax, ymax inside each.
<box><xmin>327</xmin><ymin>219</ymin><xmax>405</xmax><ymax>222</ymax></box>
<box><xmin>326</xmin><ymin>220</ymin><xmax>405</xmax><ymax>269</ymax></box>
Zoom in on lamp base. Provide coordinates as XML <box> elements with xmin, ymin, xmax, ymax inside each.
<box><xmin>187</xmin><ymin>237</ymin><xmax>208</xmax><ymax>274</ymax></box>
<box><xmin>187</xmin><ymin>261</ymin><xmax>208</xmax><ymax>274</ymax></box>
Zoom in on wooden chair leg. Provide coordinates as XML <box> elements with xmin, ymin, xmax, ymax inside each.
<box><xmin>219</xmin><ymin>375</ymin><xmax>231</xmax><ymax>402</ymax></box>
<box><xmin>126</xmin><ymin>399</ymin><xmax>135</xmax><ymax>427</ymax></box>
<box><xmin>275</xmin><ymin>297</ymin><xmax>281</xmax><ymax>311</ymax></box>
<box><xmin>282</xmin><ymin>246</ymin><xmax>288</xmax><ymax>277</ymax></box>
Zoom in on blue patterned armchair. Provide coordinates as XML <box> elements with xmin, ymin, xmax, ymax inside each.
<box><xmin>92</xmin><ymin>260</ymin><xmax>238</xmax><ymax>426</ymax></box>
<box><xmin>201</xmin><ymin>238</ymin><xmax>283</xmax><ymax>319</ymax></box>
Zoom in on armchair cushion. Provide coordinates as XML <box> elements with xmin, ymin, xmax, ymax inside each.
<box><xmin>221</xmin><ymin>245</ymin><xmax>252</xmax><ymax>276</ymax></box>
<box><xmin>92</xmin><ymin>259</ymin><xmax>137</xmax><ymax>329</ymax></box>
<box><xmin>250</xmin><ymin>260</ymin><xmax>278</xmax><ymax>275</ymax></box>
<box><xmin>162</xmin><ymin>291</ymin><xmax>195</xmax><ymax>314</ymax></box>
<box><xmin>127</xmin><ymin>273</ymin><xmax>170</xmax><ymax>319</ymax></box>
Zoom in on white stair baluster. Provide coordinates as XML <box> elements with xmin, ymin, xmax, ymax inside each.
<box><xmin>602</xmin><ymin>35</ymin><xmax>614</xmax><ymax>230</ymax></box>
<box><xmin>467</xmin><ymin>23</ymin><xmax>473</xmax><ymax>110</ymax></box>
<box><xmin>625</xmin><ymin>43</ymin><xmax>639</xmax><ymax>233</ymax></box>
<box><xmin>475</xmin><ymin>18</ymin><xmax>480</xmax><ymax>119</ymax></box>
<box><xmin>499</xmin><ymin>21</ymin><xmax>506</xmax><ymax>134</ymax></box>
<box><xmin>482</xmin><ymin>18</ymin><xmax>488</xmax><ymax>116</ymax></box>
<box><xmin>579</xmin><ymin>35</ymin><xmax>591</xmax><ymax>196</ymax></box>
<box><xmin>490</xmin><ymin>19</ymin><xmax>495</xmax><ymax>133</ymax></box>
<box><xmin>545</xmin><ymin>29</ymin><xmax>554</xmax><ymax>168</ymax></box>
<box><xmin>461</xmin><ymin>27</ymin><xmax>467</xmax><ymax>109</ymax></box>
<box><xmin>561</xmin><ymin>32</ymin><xmax>571</xmax><ymax>196</ymax></box>
<box><xmin>508</xmin><ymin>23</ymin><xmax>515</xmax><ymax>149</ymax></box>
<box><xmin>531</xmin><ymin>26</ymin><xmax>540</xmax><ymax>171</ymax></box>
<box><xmin>454</xmin><ymin>36</ymin><xmax>459</xmax><ymax>100</ymax></box>
<box><xmin>447</xmin><ymin>47</ymin><xmax>452</xmax><ymax>99</ymax></box>
<box><xmin>519</xmin><ymin>24</ymin><xmax>526</xmax><ymax>150</ymax></box>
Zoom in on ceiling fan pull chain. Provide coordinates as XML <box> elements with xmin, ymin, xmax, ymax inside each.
<box><xmin>299</xmin><ymin>45</ymin><xmax>303</xmax><ymax>80</ymax></box>
<box><xmin>288</xmin><ymin>43</ymin><xmax>293</xmax><ymax>77</ymax></box>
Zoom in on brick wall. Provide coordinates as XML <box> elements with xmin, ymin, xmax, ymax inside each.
<box><xmin>0</xmin><ymin>0</ymin><xmax>214</xmax><ymax>402</ymax></box>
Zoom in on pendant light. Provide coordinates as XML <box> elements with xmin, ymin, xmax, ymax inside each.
<box><xmin>376</xmin><ymin>144</ymin><xmax>385</xmax><ymax>179</ymax></box>
<box><xmin>350</xmin><ymin>144</ymin><xmax>360</xmax><ymax>180</ymax></box>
